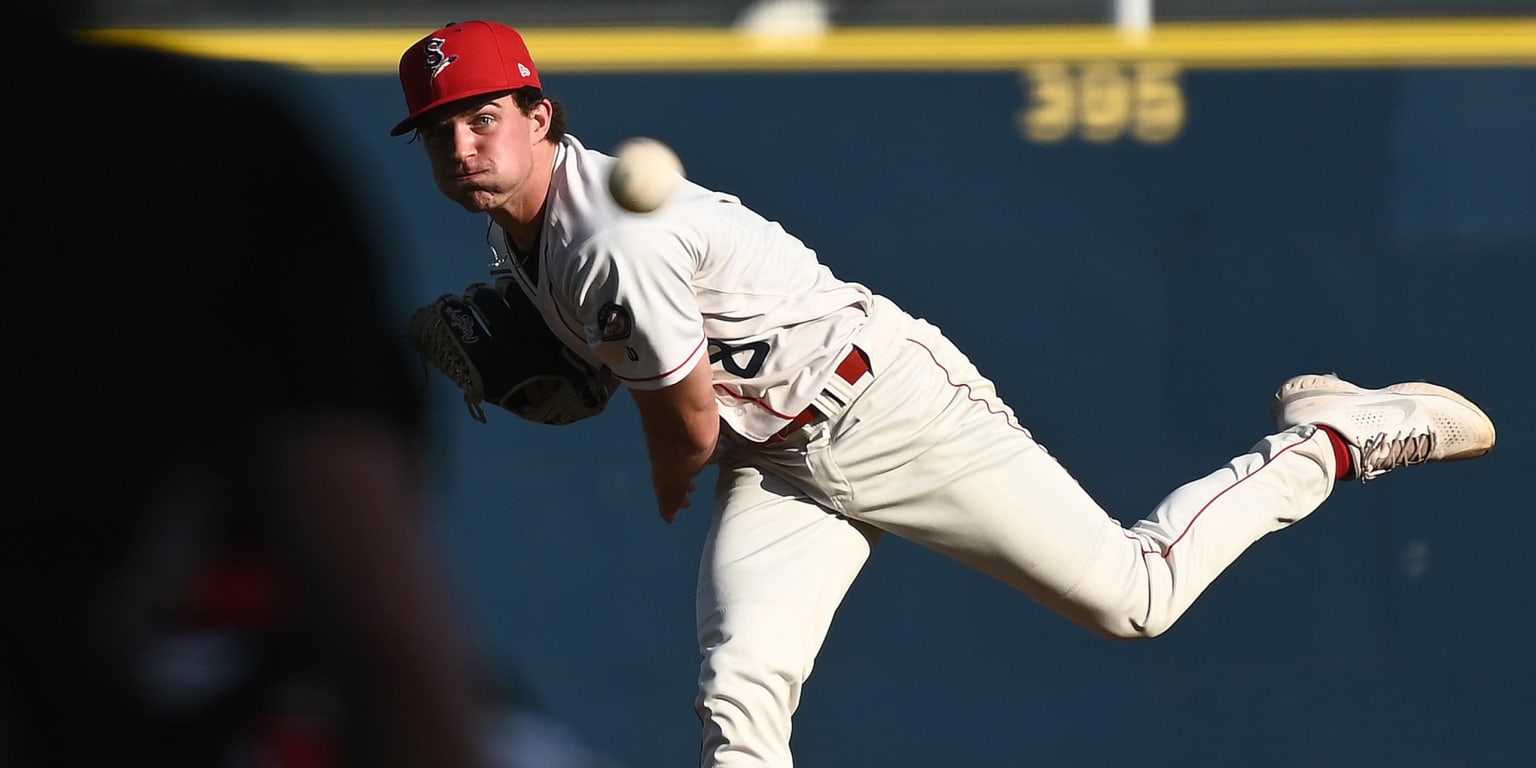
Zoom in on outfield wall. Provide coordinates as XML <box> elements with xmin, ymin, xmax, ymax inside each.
<box><xmin>143</xmin><ymin>24</ymin><xmax>1535</xmax><ymax>766</ymax></box>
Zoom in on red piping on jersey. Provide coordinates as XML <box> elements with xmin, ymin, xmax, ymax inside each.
<box><xmin>714</xmin><ymin>384</ymin><xmax>798</xmax><ymax>419</ymax></box>
<box><xmin>552</xmin><ymin>296</ymin><xmax>583</xmax><ymax>338</ymax></box>
<box><xmin>610</xmin><ymin>335</ymin><xmax>709</xmax><ymax>384</ymax></box>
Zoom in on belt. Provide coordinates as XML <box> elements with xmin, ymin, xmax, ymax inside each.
<box><xmin>767</xmin><ymin>345</ymin><xmax>871</xmax><ymax>443</ymax></box>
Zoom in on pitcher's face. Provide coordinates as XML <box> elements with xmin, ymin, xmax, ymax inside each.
<box><xmin>419</xmin><ymin>94</ymin><xmax>550</xmax><ymax>213</ymax></box>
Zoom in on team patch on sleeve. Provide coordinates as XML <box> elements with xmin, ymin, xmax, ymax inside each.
<box><xmin>598</xmin><ymin>302</ymin><xmax>633</xmax><ymax>341</ymax></box>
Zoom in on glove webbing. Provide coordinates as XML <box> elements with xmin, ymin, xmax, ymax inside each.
<box><xmin>409</xmin><ymin>310</ymin><xmax>491</xmax><ymax>423</ymax></box>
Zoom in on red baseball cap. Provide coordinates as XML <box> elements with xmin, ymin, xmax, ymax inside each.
<box><xmin>391</xmin><ymin>20</ymin><xmax>542</xmax><ymax>136</ymax></box>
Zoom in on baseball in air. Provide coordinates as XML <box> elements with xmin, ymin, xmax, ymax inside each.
<box><xmin>608</xmin><ymin>137</ymin><xmax>684</xmax><ymax>214</ymax></box>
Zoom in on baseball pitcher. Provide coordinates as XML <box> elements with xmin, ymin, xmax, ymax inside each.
<box><xmin>393</xmin><ymin>21</ymin><xmax>1496</xmax><ymax>767</ymax></box>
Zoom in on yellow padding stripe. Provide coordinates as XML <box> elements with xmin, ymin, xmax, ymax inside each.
<box><xmin>82</xmin><ymin>19</ymin><xmax>1536</xmax><ymax>73</ymax></box>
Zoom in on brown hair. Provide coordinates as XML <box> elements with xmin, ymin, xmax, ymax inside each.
<box><xmin>512</xmin><ymin>86</ymin><xmax>567</xmax><ymax>143</ymax></box>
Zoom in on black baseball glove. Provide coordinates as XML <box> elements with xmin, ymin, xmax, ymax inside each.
<box><xmin>406</xmin><ymin>281</ymin><xmax>617</xmax><ymax>425</ymax></box>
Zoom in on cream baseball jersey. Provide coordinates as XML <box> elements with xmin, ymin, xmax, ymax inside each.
<box><xmin>489</xmin><ymin>136</ymin><xmax>874</xmax><ymax>442</ymax></box>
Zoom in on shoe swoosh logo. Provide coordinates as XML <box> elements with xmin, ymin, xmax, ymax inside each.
<box><xmin>1285</xmin><ymin>393</ymin><xmax>1419</xmax><ymax>422</ymax></box>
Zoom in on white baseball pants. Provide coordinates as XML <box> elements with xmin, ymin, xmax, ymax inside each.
<box><xmin>695</xmin><ymin>296</ymin><xmax>1337</xmax><ymax>767</ymax></box>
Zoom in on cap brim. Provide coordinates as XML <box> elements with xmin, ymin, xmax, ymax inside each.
<box><xmin>389</xmin><ymin>87</ymin><xmax>521</xmax><ymax>137</ymax></box>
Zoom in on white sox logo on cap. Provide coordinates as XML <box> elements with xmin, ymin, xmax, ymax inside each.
<box><xmin>391</xmin><ymin>20</ymin><xmax>543</xmax><ymax>136</ymax></box>
<box><xmin>422</xmin><ymin>37</ymin><xmax>455</xmax><ymax>80</ymax></box>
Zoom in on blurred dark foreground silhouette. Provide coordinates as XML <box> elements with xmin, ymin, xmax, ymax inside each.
<box><xmin>1</xmin><ymin>8</ymin><xmax>487</xmax><ymax>768</ymax></box>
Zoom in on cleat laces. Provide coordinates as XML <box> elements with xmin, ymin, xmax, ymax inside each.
<box><xmin>1356</xmin><ymin>430</ymin><xmax>1435</xmax><ymax>482</ymax></box>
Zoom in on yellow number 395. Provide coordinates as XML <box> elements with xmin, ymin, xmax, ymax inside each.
<box><xmin>1017</xmin><ymin>62</ymin><xmax>1185</xmax><ymax>145</ymax></box>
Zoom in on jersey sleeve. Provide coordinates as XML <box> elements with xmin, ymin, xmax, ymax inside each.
<box><xmin>571</xmin><ymin>225</ymin><xmax>707</xmax><ymax>391</ymax></box>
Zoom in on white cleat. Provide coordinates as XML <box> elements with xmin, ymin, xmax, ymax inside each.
<box><xmin>1270</xmin><ymin>373</ymin><xmax>1496</xmax><ymax>482</ymax></box>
